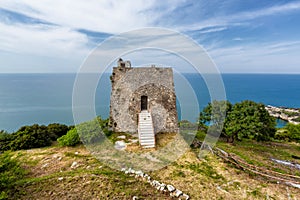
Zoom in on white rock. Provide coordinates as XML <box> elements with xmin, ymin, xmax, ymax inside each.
<box><xmin>121</xmin><ymin>168</ymin><xmax>126</xmax><ymax>172</ymax></box>
<box><xmin>71</xmin><ymin>161</ymin><xmax>78</xmax><ymax>168</ymax></box>
<box><xmin>114</xmin><ymin>140</ymin><xmax>127</xmax><ymax>150</ymax></box>
<box><xmin>181</xmin><ymin>194</ymin><xmax>190</xmax><ymax>200</ymax></box>
<box><xmin>41</xmin><ymin>163</ymin><xmax>48</xmax><ymax>168</ymax></box>
<box><xmin>58</xmin><ymin>177</ymin><xmax>64</xmax><ymax>181</ymax></box>
<box><xmin>135</xmin><ymin>170</ymin><xmax>143</xmax><ymax>175</ymax></box>
<box><xmin>167</xmin><ymin>185</ymin><xmax>175</xmax><ymax>192</ymax></box>
<box><xmin>117</xmin><ymin>135</ymin><xmax>126</xmax><ymax>139</ymax></box>
<box><xmin>175</xmin><ymin>189</ymin><xmax>183</xmax><ymax>197</ymax></box>
<box><xmin>160</xmin><ymin>184</ymin><xmax>166</xmax><ymax>191</ymax></box>
<box><xmin>132</xmin><ymin>196</ymin><xmax>139</xmax><ymax>200</ymax></box>
<box><xmin>152</xmin><ymin>180</ymin><xmax>160</xmax><ymax>187</ymax></box>
<box><xmin>75</xmin><ymin>152</ymin><xmax>79</xmax><ymax>155</ymax></box>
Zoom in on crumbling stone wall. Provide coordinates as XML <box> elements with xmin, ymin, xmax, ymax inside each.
<box><xmin>109</xmin><ymin>65</ymin><xmax>178</xmax><ymax>134</ymax></box>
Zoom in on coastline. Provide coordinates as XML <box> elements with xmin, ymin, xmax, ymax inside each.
<box><xmin>265</xmin><ymin>105</ymin><xmax>300</xmax><ymax>125</ymax></box>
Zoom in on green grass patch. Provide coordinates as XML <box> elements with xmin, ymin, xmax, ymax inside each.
<box><xmin>217</xmin><ymin>139</ymin><xmax>300</xmax><ymax>175</ymax></box>
<box><xmin>0</xmin><ymin>152</ymin><xmax>28</xmax><ymax>199</ymax></box>
<box><xmin>107</xmin><ymin>132</ymin><xmax>135</xmax><ymax>143</ymax></box>
<box><xmin>188</xmin><ymin>162</ymin><xmax>225</xmax><ymax>180</ymax></box>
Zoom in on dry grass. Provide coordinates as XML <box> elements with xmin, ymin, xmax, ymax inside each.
<box><xmin>152</xmin><ymin>150</ymin><xmax>300</xmax><ymax>199</ymax></box>
<box><xmin>5</xmin><ymin>134</ymin><xmax>300</xmax><ymax>200</ymax></box>
<box><xmin>9</xmin><ymin>145</ymin><xmax>171</xmax><ymax>200</ymax></box>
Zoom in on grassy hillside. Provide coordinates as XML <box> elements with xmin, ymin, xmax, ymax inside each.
<box><xmin>1</xmin><ymin>138</ymin><xmax>300</xmax><ymax>200</ymax></box>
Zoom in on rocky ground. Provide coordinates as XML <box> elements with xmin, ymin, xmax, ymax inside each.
<box><xmin>5</xmin><ymin>136</ymin><xmax>300</xmax><ymax>199</ymax></box>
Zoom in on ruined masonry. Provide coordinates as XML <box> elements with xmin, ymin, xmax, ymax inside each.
<box><xmin>109</xmin><ymin>59</ymin><xmax>179</xmax><ymax>148</ymax></box>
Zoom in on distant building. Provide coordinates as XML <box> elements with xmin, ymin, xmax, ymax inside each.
<box><xmin>109</xmin><ymin>59</ymin><xmax>179</xmax><ymax>148</ymax></box>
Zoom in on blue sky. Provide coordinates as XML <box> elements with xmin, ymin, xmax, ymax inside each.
<box><xmin>0</xmin><ymin>0</ymin><xmax>300</xmax><ymax>73</ymax></box>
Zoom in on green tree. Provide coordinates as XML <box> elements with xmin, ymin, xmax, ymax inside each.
<box><xmin>199</xmin><ymin>100</ymin><xmax>276</xmax><ymax>143</ymax></box>
<box><xmin>225</xmin><ymin>100</ymin><xmax>276</xmax><ymax>142</ymax></box>
<box><xmin>198</xmin><ymin>100</ymin><xmax>232</xmax><ymax>139</ymax></box>
<box><xmin>285</xmin><ymin>123</ymin><xmax>300</xmax><ymax>142</ymax></box>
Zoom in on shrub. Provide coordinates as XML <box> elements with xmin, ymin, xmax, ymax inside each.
<box><xmin>77</xmin><ymin>117</ymin><xmax>112</xmax><ymax>144</ymax></box>
<box><xmin>274</xmin><ymin>129</ymin><xmax>291</xmax><ymax>141</ymax></box>
<box><xmin>0</xmin><ymin>131</ymin><xmax>13</xmax><ymax>152</ymax></box>
<box><xmin>10</xmin><ymin>124</ymin><xmax>52</xmax><ymax>151</ymax></box>
<box><xmin>0</xmin><ymin>152</ymin><xmax>26</xmax><ymax>198</ymax></box>
<box><xmin>47</xmin><ymin>123</ymin><xmax>70</xmax><ymax>141</ymax></box>
<box><xmin>285</xmin><ymin>123</ymin><xmax>300</xmax><ymax>142</ymax></box>
<box><xmin>57</xmin><ymin>128</ymin><xmax>81</xmax><ymax>146</ymax></box>
<box><xmin>293</xmin><ymin>116</ymin><xmax>300</xmax><ymax>122</ymax></box>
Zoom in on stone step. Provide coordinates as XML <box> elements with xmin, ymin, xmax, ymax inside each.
<box><xmin>139</xmin><ymin>114</ymin><xmax>150</xmax><ymax>116</ymax></box>
<box><xmin>140</xmin><ymin>137</ymin><xmax>155</xmax><ymax>141</ymax></box>
<box><xmin>139</xmin><ymin>130</ymin><xmax>153</xmax><ymax>133</ymax></box>
<box><xmin>140</xmin><ymin>138</ymin><xmax>154</xmax><ymax>141</ymax></box>
<box><xmin>139</xmin><ymin>132</ymin><xmax>154</xmax><ymax>135</ymax></box>
<box><xmin>139</xmin><ymin>125</ymin><xmax>152</xmax><ymax>128</ymax></box>
<box><xmin>139</xmin><ymin>127</ymin><xmax>153</xmax><ymax>130</ymax></box>
<box><xmin>139</xmin><ymin>125</ymin><xmax>153</xmax><ymax>128</ymax></box>
<box><xmin>139</xmin><ymin>124</ymin><xmax>152</xmax><ymax>127</ymax></box>
<box><xmin>139</xmin><ymin>120</ymin><xmax>151</xmax><ymax>122</ymax></box>
<box><xmin>142</xmin><ymin>145</ymin><xmax>155</xmax><ymax>148</ymax></box>
<box><xmin>139</xmin><ymin>121</ymin><xmax>152</xmax><ymax>124</ymax></box>
<box><xmin>138</xmin><ymin>110</ymin><xmax>155</xmax><ymax>148</ymax></box>
<box><xmin>140</xmin><ymin>141</ymin><xmax>155</xmax><ymax>145</ymax></box>
<box><xmin>139</xmin><ymin>131</ymin><xmax>154</xmax><ymax>134</ymax></box>
<box><xmin>140</xmin><ymin>144</ymin><xmax>155</xmax><ymax>148</ymax></box>
<box><xmin>139</xmin><ymin>140</ymin><xmax>155</xmax><ymax>146</ymax></box>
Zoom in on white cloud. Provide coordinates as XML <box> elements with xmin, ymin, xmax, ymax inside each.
<box><xmin>178</xmin><ymin>1</ymin><xmax>300</xmax><ymax>32</ymax></box>
<box><xmin>232</xmin><ymin>37</ymin><xmax>243</xmax><ymax>41</ymax></box>
<box><xmin>230</xmin><ymin>1</ymin><xmax>300</xmax><ymax>21</ymax></box>
<box><xmin>198</xmin><ymin>27</ymin><xmax>227</xmax><ymax>34</ymax></box>
<box><xmin>0</xmin><ymin>0</ymin><xmax>187</xmax><ymax>72</ymax></box>
<box><xmin>0</xmin><ymin>1</ymin><xmax>300</xmax><ymax>73</ymax></box>
<box><xmin>0</xmin><ymin>22</ymin><xmax>89</xmax><ymax>57</ymax></box>
<box><xmin>209</xmin><ymin>41</ymin><xmax>300</xmax><ymax>73</ymax></box>
<box><xmin>0</xmin><ymin>0</ymin><xmax>185</xmax><ymax>33</ymax></box>
<box><xmin>0</xmin><ymin>20</ymin><xmax>90</xmax><ymax>72</ymax></box>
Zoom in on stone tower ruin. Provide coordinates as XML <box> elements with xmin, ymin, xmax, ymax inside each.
<box><xmin>109</xmin><ymin>58</ymin><xmax>179</xmax><ymax>147</ymax></box>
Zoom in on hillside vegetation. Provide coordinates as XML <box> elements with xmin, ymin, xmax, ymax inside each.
<box><xmin>0</xmin><ymin>138</ymin><xmax>299</xmax><ymax>200</ymax></box>
<box><xmin>1</xmin><ymin>100</ymin><xmax>300</xmax><ymax>199</ymax></box>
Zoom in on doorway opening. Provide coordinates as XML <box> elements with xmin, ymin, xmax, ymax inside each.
<box><xmin>141</xmin><ymin>96</ymin><xmax>148</xmax><ymax>111</ymax></box>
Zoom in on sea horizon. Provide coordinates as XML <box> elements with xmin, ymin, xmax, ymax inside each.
<box><xmin>1</xmin><ymin>73</ymin><xmax>299</xmax><ymax>132</ymax></box>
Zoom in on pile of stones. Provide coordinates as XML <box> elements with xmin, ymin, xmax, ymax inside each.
<box><xmin>121</xmin><ymin>168</ymin><xmax>190</xmax><ymax>200</ymax></box>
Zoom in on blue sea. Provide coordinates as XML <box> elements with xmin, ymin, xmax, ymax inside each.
<box><xmin>1</xmin><ymin>73</ymin><xmax>299</xmax><ymax>132</ymax></box>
